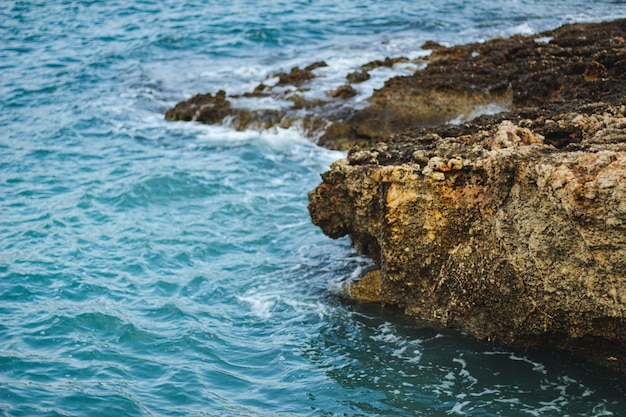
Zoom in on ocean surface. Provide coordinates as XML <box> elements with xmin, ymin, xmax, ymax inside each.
<box><xmin>2</xmin><ymin>1</ymin><xmax>626</xmax><ymax>416</ymax></box>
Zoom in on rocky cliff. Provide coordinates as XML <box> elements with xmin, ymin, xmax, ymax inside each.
<box><xmin>309</xmin><ymin>108</ymin><xmax>626</xmax><ymax>372</ymax></box>
<box><xmin>166</xmin><ymin>19</ymin><xmax>626</xmax><ymax>372</ymax></box>
<box><xmin>308</xmin><ymin>20</ymin><xmax>626</xmax><ymax>372</ymax></box>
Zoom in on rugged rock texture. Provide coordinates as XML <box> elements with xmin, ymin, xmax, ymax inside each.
<box><xmin>319</xmin><ymin>19</ymin><xmax>626</xmax><ymax>149</ymax></box>
<box><xmin>164</xmin><ymin>61</ymin><xmax>335</xmax><ymax>134</ymax></box>
<box><xmin>309</xmin><ymin>106</ymin><xmax>626</xmax><ymax>372</ymax></box>
<box><xmin>166</xmin><ymin>18</ymin><xmax>626</xmax><ymax>372</ymax></box>
<box><xmin>307</xmin><ymin>19</ymin><xmax>626</xmax><ymax>372</ymax></box>
<box><xmin>166</xmin><ymin>20</ymin><xmax>626</xmax><ymax>152</ymax></box>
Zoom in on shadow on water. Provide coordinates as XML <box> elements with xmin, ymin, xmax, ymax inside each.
<box><xmin>307</xmin><ymin>294</ymin><xmax>626</xmax><ymax>416</ymax></box>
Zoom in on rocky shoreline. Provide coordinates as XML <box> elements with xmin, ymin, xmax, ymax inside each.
<box><xmin>310</xmin><ymin>106</ymin><xmax>626</xmax><ymax>373</ymax></box>
<box><xmin>167</xmin><ymin>19</ymin><xmax>626</xmax><ymax>372</ymax></box>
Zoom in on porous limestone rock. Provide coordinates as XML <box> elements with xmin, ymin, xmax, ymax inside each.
<box><xmin>309</xmin><ymin>107</ymin><xmax>626</xmax><ymax>372</ymax></box>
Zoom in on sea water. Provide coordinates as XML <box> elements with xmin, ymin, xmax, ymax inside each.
<box><xmin>2</xmin><ymin>1</ymin><xmax>626</xmax><ymax>416</ymax></box>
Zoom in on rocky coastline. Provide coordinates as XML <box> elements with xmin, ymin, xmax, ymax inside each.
<box><xmin>167</xmin><ymin>19</ymin><xmax>626</xmax><ymax>372</ymax></box>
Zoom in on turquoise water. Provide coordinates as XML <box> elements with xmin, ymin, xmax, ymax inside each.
<box><xmin>2</xmin><ymin>1</ymin><xmax>626</xmax><ymax>416</ymax></box>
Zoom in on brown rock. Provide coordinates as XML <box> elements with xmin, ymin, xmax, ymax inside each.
<box><xmin>346</xmin><ymin>70</ymin><xmax>371</xmax><ymax>83</ymax></box>
<box><xmin>319</xmin><ymin>19</ymin><xmax>626</xmax><ymax>149</ymax></box>
<box><xmin>346</xmin><ymin>269</ymin><xmax>383</xmax><ymax>302</ymax></box>
<box><xmin>361</xmin><ymin>56</ymin><xmax>409</xmax><ymax>71</ymax></box>
<box><xmin>304</xmin><ymin>61</ymin><xmax>328</xmax><ymax>71</ymax></box>
<box><xmin>329</xmin><ymin>85</ymin><xmax>357</xmax><ymax>99</ymax></box>
<box><xmin>165</xmin><ymin>20</ymin><xmax>626</xmax><ymax>151</ymax></box>
<box><xmin>275</xmin><ymin>66</ymin><xmax>316</xmax><ymax>87</ymax></box>
<box><xmin>421</xmin><ymin>40</ymin><xmax>445</xmax><ymax>50</ymax></box>
<box><xmin>165</xmin><ymin>90</ymin><xmax>231</xmax><ymax>123</ymax></box>
<box><xmin>243</xmin><ymin>83</ymin><xmax>268</xmax><ymax>97</ymax></box>
<box><xmin>309</xmin><ymin>107</ymin><xmax>626</xmax><ymax>373</ymax></box>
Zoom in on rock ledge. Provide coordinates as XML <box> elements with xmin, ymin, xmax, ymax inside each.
<box><xmin>308</xmin><ymin>19</ymin><xmax>626</xmax><ymax>372</ymax></box>
<box><xmin>309</xmin><ymin>106</ymin><xmax>626</xmax><ymax>372</ymax></box>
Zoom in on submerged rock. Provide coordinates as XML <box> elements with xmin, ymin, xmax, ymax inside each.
<box><xmin>309</xmin><ymin>106</ymin><xmax>626</xmax><ymax>372</ymax></box>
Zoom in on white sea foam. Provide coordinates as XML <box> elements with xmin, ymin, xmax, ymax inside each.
<box><xmin>512</xmin><ymin>22</ymin><xmax>537</xmax><ymax>36</ymax></box>
<box><xmin>237</xmin><ymin>294</ymin><xmax>275</xmax><ymax>320</ymax></box>
<box><xmin>448</xmin><ymin>400</ymin><xmax>471</xmax><ymax>415</ymax></box>
<box><xmin>534</xmin><ymin>36</ymin><xmax>554</xmax><ymax>44</ymax></box>
<box><xmin>326</xmin><ymin>252</ymin><xmax>377</xmax><ymax>295</ymax></box>
<box><xmin>448</xmin><ymin>101</ymin><xmax>511</xmax><ymax>125</ymax></box>
<box><xmin>453</xmin><ymin>356</ymin><xmax>478</xmax><ymax>387</ymax></box>
<box><xmin>469</xmin><ymin>388</ymin><xmax>500</xmax><ymax>397</ymax></box>
<box><xmin>282</xmin><ymin>298</ymin><xmax>329</xmax><ymax>320</ymax></box>
<box><xmin>507</xmin><ymin>353</ymin><xmax>548</xmax><ymax>375</ymax></box>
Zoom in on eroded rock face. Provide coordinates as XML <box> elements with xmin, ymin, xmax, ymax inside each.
<box><xmin>308</xmin><ymin>106</ymin><xmax>626</xmax><ymax>372</ymax></box>
<box><xmin>165</xmin><ymin>18</ymin><xmax>626</xmax><ymax>372</ymax></box>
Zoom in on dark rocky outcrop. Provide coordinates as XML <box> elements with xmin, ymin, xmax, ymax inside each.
<box><xmin>165</xmin><ymin>19</ymin><xmax>626</xmax><ymax>372</ymax></box>
<box><xmin>318</xmin><ymin>19</ymin><xmax>626</xmax><ymax>149</ymax></box>
<box><xmin>165</xmin><ymin>20</ymin><xmax>626</xmax><ymax>153</ymax></box>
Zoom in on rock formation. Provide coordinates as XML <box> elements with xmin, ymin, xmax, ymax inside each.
<box><xmin>309</xmin><ymin>107</ymin><xmax>626</xmax><ymax>372</ymax></box>
<box><xmin>308</xmin><ymin>19</ymin><xmax>626</xmax><ymax>372</ymax></box>
<box><xmin>165</xmin><ymin>18</ymin><xmax>626</xmax><ymax>372</ymax></box>
<box><xmin>166</xmin><ymin>20</ymin><xmax>626</xmax><ymax>152</ymax></box>
<box><xmin>318</xmin><ymin>19</ymin><xmax>626</xmax><ymax>149</ymax></box>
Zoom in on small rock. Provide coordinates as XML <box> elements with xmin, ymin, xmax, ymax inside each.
<box><xmin>347</xmin><ymin>70</ymin><xmax>371</xmax><ymax>83</ymax></box>
<box><xmin>329</xmin><ymin>85</ymin><xmax>358</xmax><ymax>99</ymax></box>
<box><xmin>346</xmin><ymin>269</ymin><xmax>382</xmax><ymax>302</ymax></box>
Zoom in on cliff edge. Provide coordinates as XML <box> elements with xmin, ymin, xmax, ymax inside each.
<box><xmin>309</xmin><ymin>20</ymin><xmax>626</xmax><ymax>372</ymax></box>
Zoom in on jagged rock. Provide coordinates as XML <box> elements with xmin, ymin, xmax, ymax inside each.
<box><xmin>346</xmin><ymin>269</ymin><xmax>383</xmax><ymax>303</ymax></box>
<box><xmin>344</xmin><ymin>57</ymin><xmax>409</xmax><ymax>85</ymax></box>
<box><xmin>309</xmin><ymin>106</ymin><xmax>626</xmax><ymax>373</ymax></box>
<box><xmin>165</xmin><ymin>62</ymin><xmax>332</xmax><ymax>135</ymax></box>
<box><xmin>421</xmin><ymin>40</ymin><xmax>445</xmax><ymax>50</ymax></box>
<box><xmin>289</xmin><ymin>94</ymin><xmax>328</xmax><ymax>110</ymax></box>
<box><xmin>361</xmin><ymin>56</ymin><xmax>409</xmax><ymax>71</ymax></box>
<box><xmin>304</xmin><ymin>61</ymin><xmax>328</xmax><ymax>71</ymax></box>
<box><xmin>275</xmin><ymin>65</ymin><xmax>318</xmax><ymax>86</ymax></box>
<box><xmin>329</xmin><ymin>85</ymin><xmax>357</xmax><ymax>99</ymax></box>
<box><xmin>243</xmin><ymin>83</ymin><xmax>269</xmax><ymax>97</ymax></box>
<box><xmin>318</xmin><ymin>19</ymin><xmax>626</xmax><ymax>149</ymax></box>
<box><xmin>346</xmin><ymin>70</ymin><xmax>370</xmax><ymax>83</ymax></box>
<box><xmin>165</xmin><ymin>20</ymin><xmax>626</xmax><ymax>152</ymax></box>
<box><xmin>165</xmin><ymin>90</ymin><xmax>231</xmax><ymax>123</ymax></box>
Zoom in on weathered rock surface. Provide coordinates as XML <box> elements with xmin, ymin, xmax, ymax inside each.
<box><xmin>166</xmin><ymin>20</ymin><xmax>626</xmax><ymax>153</ymax></box>
<box><xmin>307</xmin><ymin>19</ymin><xmax>626</xmax><ymax>372</ymax></box>
<box><xmin>319</xmin><ymin>19</ymin><xmax>626</xmax><ymax>149</ymax></box>
<box><xmin>165</xmin><ymin>18</ymin><xmax>626</xmax><ymax>372</ymax></box>
<box><xmin>309</xmin><ymin>106</ymin><xmax>626</xmax><ymax>372</ymax></box>
<box><xmin>164</xmin><ymin>62</ymin><xmax>335</xmax><ymax>134</ymax></box>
